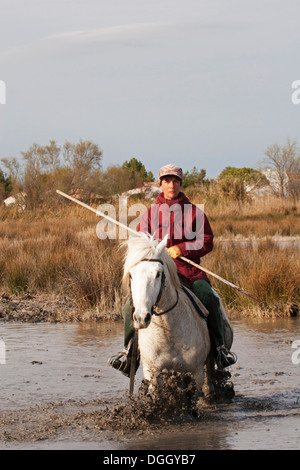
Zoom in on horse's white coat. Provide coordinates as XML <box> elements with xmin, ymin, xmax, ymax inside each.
<box><xmin>123</xmin><ymin>235</ymin><xmax>234</xmax><ymax>392</ymax></box>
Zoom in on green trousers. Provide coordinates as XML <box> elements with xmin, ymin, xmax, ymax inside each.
<box><xmin>122</xmin><ymin>297</ymin><xmax>134</xmax><ymax>348</ymax></box>
<box><xmin>190</xmin><ymin>279</ymin><xmax>224</xmax><ymax>349</ymax></box>
<box><xmin>122</xmin><ymin>279</ymin><xmax>225</xmax><ymax>350</ymax></box>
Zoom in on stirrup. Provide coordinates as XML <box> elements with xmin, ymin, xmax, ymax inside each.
<box><xmin>216</xmin><ymin>347</ymin><xmax>237</xmax><ymax>369</ymax></box>
<box><xmin>108</xmin><ymin>350</ymin><xmax>131</xmax><ymax>377</ymax></box>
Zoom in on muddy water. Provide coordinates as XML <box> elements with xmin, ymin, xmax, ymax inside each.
<box><xmin>0</xmin><ymin>317</ymin><xmax>299</xmax><ymax>450</ymax></box>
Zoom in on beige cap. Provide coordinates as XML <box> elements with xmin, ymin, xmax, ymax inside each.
<box><xmin>158</xmin><ymin>164</ymin><xmax>183</xmax><ymax>182</ymax></box>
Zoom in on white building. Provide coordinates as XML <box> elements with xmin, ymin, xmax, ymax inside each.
<box><xmin>3</xmin><ymin>192</ymin><xmax>26</xmax><ymax>210</ymax></box>
<box><xmin>262</xmin><ymin>169</ymin><xmax>289</xmax><ymax>197</ymax></box>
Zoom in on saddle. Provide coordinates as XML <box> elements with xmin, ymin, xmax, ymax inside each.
<box><xmin>178</xmin><ymin>274</ymin><xmax>208</xmax><ymax>321</ymax></box>
<box><xmin>181</xmin><ymin>285</ymin><xmax>208</xmax><ymax>321</ymax></box>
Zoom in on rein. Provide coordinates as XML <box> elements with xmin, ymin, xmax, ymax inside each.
<box><xmin>140</xmin><ymin>258</ymin><xmax>179</xmax><ymax>316</ymax></box>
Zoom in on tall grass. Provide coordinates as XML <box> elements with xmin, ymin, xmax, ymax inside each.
<box><xmin>205</xmin><ymin>240</ymin><xmax>300</xmax><ymax>317</ymax></box>
<box><xmin>212</xmin><ymin>213</ymin><xmax>300</xmax><ymax>239</ymax></box>
<box><xmin>0</xmin><ymin>214</ymin><xmax>125</xmax><ymax>316</ymax></box>
<box><xmin>0</xmin><ymin>200</ymin><xmax>299</xmax><ymax>318</ymax></box>
<box><xmin>187</xmin><ymin>185</ymin><xmax>300</xmax><ymax>218</ymax></box>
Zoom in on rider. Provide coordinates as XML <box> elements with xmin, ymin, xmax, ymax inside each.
<box><xmin>109</xmin><ymin>163</ymin><xmax>236</xmax><ymax>376</ymax></box>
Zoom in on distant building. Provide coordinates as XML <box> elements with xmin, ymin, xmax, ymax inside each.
<box><xmin>245</xmin><ymin>169</ymin><xmax>290</xmax><ymax>198</ymax></box>
<box><xmin>119</xmin><ymin>182</ymin><xmax>161</xmax><ymax>200</ymax></box>
<box><xmin>262</xmin><ymin>169</ymin><xmax>289</xmax><ymax>197</ymax></box>
<box><xmin>3</xmin><ymin>192</ymin><xmax>27</xmax><ymax>210</ymax></box>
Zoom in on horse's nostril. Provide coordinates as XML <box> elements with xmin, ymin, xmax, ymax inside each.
<box><xmin>133</xmin><ymin>312</ymin><xmax>151</xmax><ymax>327</ymax></box>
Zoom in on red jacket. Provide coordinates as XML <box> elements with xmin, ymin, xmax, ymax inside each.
<box><xmin>138</xmin><ymin>192</ymin><xmax>214</xmax><ymax>284</ymax></box>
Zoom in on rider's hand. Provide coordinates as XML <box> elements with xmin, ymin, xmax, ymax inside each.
<box><xmin>166</xmin><ymin>245</ymin><xmax>181</xmax><ymax>259</ymax></box>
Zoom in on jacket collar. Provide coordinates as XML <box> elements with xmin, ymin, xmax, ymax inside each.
<box><xmin>156</xmin><ymin>191</ymin><xmax>191</xmax><ymax>207</ymax></box>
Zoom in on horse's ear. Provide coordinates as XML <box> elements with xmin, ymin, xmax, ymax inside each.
<box><xmin>156</xmin><ymin>234</ymin><xmax>169</xmax><ymax>255</ymax></box>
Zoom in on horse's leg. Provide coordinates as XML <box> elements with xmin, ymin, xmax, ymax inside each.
<box><xmin>202</xmin><ymin>351</ymin><xmax>215</xmax><ymax>397</ymax></box>
<box><xmin>140</xmin><ymin>362</ymin><xmax>158</xmax><ymax>395</ymax></box>
<box><xmin>192</xmin><ymin>368</ymin><xmax>205</xmax><ymax>394</ymax></box>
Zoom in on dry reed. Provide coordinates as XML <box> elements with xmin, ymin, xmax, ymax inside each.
<box><xmin>0</xmin><ymin>199</ymin><xmax>299</xmax><ymax>319</ymax></box>
<box><xmin>0</xmin><ymin>213</ymin><xmax>126</xmax><ymax>317</ymax></box>
<box><xmin>205</xmin><ymin>240</ymin><xmax>300</xmax><ymax>317</ymax></box>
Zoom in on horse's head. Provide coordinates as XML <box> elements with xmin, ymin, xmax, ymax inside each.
<box><xmin>129</xmin><ymin>237</ymin><xmax>167</xmax><ymax>329</ymax></box>
<box><xmin>123</xmin><ymin>234</ymin><xmax>181</xmax><ymax>330</ymax></box>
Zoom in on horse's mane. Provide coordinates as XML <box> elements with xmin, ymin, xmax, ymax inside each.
<box><xmin>122</xmin><ymin>234</ymin><xmax>181</xmax><ymax>291</ymax></box>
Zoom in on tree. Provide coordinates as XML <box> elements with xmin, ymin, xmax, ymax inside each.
<box><xmin>182</xmin><ymin>167</ymin><xmax>206</xmax><ymax>188</ymax></box>
<box><xmin>62</xmin><ymin>140</ymin><xmax>103</xmax><ymax>200</ymax></box>
<box><xmin>218</xmin><ymin>167</ymin><xmax>267</xmax><ymax>204</ymax></box>
<box><xmin>0</xmin><ymin>169</ymin><xmax>12</xmax><ymax>202</ymax></box>
<box><xmin>1</xmin><ymin>157</ymin><xmax>21</xmax><ymax>189</ymax></box>
<box><xmin>1</xmin><ymin>139</ymin><xmax>103</xmax><ymax>208</ymax></box>
<box><xmin>40</xmin><ymin>140</ymin><xmax>61</xmax><ymax>172</ymax></box>
<box><xmin>122</xmin><ymin>158</ymin><xmax>154</xmax><ymax>184</ymax></box>
<box><xmin>99</xmin><ymin>165</ymin><xmax>133</xmax><ymax>197</ymax></box>
<box><xmin>219</xmin><ymin>167</ymin><xmax>267</xmax><ymax>186</ymax></box>
<box><xmin>263</xmin><ymin>138</ymin><xmax>300</xmax><ymax>198</ymax></box>
<box><xmin>21</xmin><ymin>142</ymin><xmax>46</xmax><ymax>207</ymax></box>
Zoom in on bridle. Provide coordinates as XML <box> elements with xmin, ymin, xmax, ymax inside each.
<box><xmin>130</xmin><ymin>257</ymin><xmax>207</xmax><ymax>321</ymax></box>
<box><xmin>140</xmin><ymin>258</ymin><xmax>179</xmax><ymax>316</ymax></box>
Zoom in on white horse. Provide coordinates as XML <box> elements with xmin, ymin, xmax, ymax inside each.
<box><xmin>123</xmin><ymin>235</ymin><xmax>233</xmax><ymax>395</ymax></box>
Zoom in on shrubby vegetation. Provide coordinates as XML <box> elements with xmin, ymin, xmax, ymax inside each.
<box><xmin>0</xmin><ymin>208</ymin><xmax>298</xmax><ymax>318</ymax></box>
<box><xmin>1</xmin><ymin>136</ymin><xmax>299</xmax><ymax>209</ymax></box>
<box><xmin>0</xmin><ymin>137</ymin><xmax>299</xmax><ymax>318</ymax></box>
<box><xmin>0</xmin><ymin>140</ymin><xmax>154</xmax><ymax>208</ymax></box>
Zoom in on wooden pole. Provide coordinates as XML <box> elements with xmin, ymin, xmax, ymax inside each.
<box><xmin>56</xmin><ymin>189</ymin><xmax>258</xmax><ymax>301</ymax></box>
<box><xmin>56</xmin><ymin>189</ymin><xmax>139</xmax><ymax>237</ymax></box>
<box><xmin>129</xmin><ymin>331</ymin><xmax>138</xmax><ymax>396</ymax></box>
<box><xmin>180</xmin><ymin>256</ymin><xmax>258</xmax><ymax>301</ymax></box>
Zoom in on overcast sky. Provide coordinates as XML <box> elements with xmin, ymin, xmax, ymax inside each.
<box><xmin>1</xmin><ymin>0</ymin><xmax>300</xmax><ymax>178</ymax></box>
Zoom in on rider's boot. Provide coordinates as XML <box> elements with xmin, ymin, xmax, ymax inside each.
<box><xmin>190</xmin><ymin>280</ymin><xmax>237</xmax><ymax>369</ymax></box>
<box><xmin>216</xmin><ymin>345</ymin><xmax>237</xmax><ymax>369</ymax></box>
<box><xmin>108</xmin><ymin>337</ymin><xmax>139</xmax><ymax>377</ymax></box>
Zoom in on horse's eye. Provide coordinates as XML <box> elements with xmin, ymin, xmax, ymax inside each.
<box><xmin>156</xmin><ymin>272</ymin><xmax>161</xmax><ymax>278</ymax></box>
